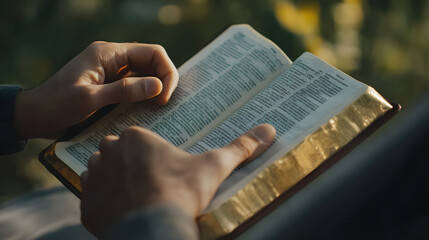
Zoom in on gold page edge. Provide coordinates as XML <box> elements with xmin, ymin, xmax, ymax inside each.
<box><xmin>197</xmin><ymin>88</ymin><xmax>393</xmax><ymax>239</ymax></box>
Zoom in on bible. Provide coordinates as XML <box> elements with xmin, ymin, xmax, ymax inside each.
<box><xmin>39</xmin><ymin>24</ymin><xmax>399</xmax><ymax>239</ymax></box>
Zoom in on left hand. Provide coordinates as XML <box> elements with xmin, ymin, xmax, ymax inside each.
<box><xmin>14</xmin><ymin>42</ymin><xmax>179</xmax><ymax>139</ymax></box>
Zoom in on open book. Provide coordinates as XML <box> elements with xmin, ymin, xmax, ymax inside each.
<box><xmin>39</xmin><ymin>24</ymin><xmax>399</xmax><ymax>239</ymax></box>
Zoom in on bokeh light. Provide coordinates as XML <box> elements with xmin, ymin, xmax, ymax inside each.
<box><xmin>158</xmin><ymin>4</ymin><xmax>182</xmax><ymax>25</ymax></box>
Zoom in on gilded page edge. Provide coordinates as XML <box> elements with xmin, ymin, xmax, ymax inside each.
<box><xmin>197</xmin><ymin>87</ymin><xmax>393</xmax><ymax>239</ymax></box>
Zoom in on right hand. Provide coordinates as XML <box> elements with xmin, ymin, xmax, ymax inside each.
<box><xmin>80</xmin><ymin>124</ymin><xmax>276</xmax><ymax>238</ymax></box>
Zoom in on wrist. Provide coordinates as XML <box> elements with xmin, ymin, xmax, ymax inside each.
<box><xmin>14</xmin><ymin>89</ymin><xmax>40</xmax><ymax>139</ymax></box>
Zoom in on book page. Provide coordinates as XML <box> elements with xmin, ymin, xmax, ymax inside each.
<box><xmin>187</xmin><ymin>52</ymin><xmax>369</xmax><ymax>211</ymax></box>
<box><xmin>56</xmin><ymin>25</ymin><xmax>292</xmax><ymax>175</ymax></box>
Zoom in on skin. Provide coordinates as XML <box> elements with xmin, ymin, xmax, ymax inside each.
<box><xmin>81</xmin><ymin>124</ymin><xmax>275</xmax><ymax>238</ymax></box>
<box><xmin>14</xmin><ymin>42</ymin><xmax>179</xmax><ymax>139</ymax></box>
<box><xmin>12</xmin><ymin>42</ymin><xmax>276</xmax><ymax>238</ymax></box>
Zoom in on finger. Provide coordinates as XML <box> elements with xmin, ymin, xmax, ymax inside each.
<box><xmin>87</xmin><ymin>152</ymin><xmax>110</xmax><ymax>188</ymax></box>
<box><xmin>99</xmin><ymin>135</ymin><xmax>121</xmax><ymax>165</ymax></box>
<box><xmin>119</xmin><ymin>125</ymin><xmax>171</xmax><ymax>149</ymax></box>
<box><xmin>100</xmin><ymin>43</ymin><xmax>179</xmax><ymax>105</ymax></box>
<box><xmin>203</xmin><ymin>124</ymin><xmax>276</xmax><ymax>182</ymax></box>
<box><xmin>125</xmin><ymin>44</ymin><xmax>178</xmax><ymax>105</ymax></box>
<box><xmin>87</xmin><ymin>152</ymin><xmax>101</xmax><ymax>173</ymax></box>
<box><xmin>91</xmin><ymin>76</ymin><xmax>163</xmax><ymax>107</ymax></box>
<box><xmin>154</xmin><ymin>70</ymin><xmax>178</xmax><ymax>106</ymax></box>
<box><xmin>99</xmin><ymin>135</ymin><xmax>120</xmax><ymax>154</ymax></box>
<box><xmin>80</xmin><ymin>170</ymin><xmax>89</xmax><ymax>193</ymax></box>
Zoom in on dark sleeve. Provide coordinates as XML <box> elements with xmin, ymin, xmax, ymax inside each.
<box><xmin>0</xmin><ymin>85</ymin><xmax>27</xmax><ymax>155</ymax></box>
<box><xmin>104</xmin><ymin>204</ymin><xmax>199</xmax><ymax>240</ymax></box>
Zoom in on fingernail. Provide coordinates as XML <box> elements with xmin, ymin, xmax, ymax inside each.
<box><xmin>144</xmin><ymin>78</ymin><xmax>162</xmax><ymax>97</ymax></box>
<box><xmin>250</xmin><ymin>125</ymin><xmax>274</xmax><ymax>145</ymax></box>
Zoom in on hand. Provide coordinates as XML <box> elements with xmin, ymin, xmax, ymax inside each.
<box><xmin>80</xmin><ymin>124</ymin><xmax>276</xmax><ymax>237</ymax></box>
<box><xmin>14</xmin><ymin>42</ymin><xmax>179</xmax><ymax>139</ymax></box>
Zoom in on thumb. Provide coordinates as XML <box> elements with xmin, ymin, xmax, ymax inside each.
<box><xmin>92</xmin><ymin>77</ymin><xmax>163</xmax><ymax>108</ymax></box>
<box><xmin>204</xmin><ymin>124</ymin><xmax>276</xmax><ymax>182</ymax></box>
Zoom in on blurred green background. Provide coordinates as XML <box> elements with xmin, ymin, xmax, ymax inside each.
<box><xmin>0</xmin><ymin>0</ymin><xmax>428</xmax><ymax>203</ymax></box>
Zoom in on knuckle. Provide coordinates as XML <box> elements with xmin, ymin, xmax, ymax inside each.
<box><xmin>120</xmin><ymin>126</ymin><xmax>143</xmax><ymax>140</ymax></box>
<box><xmin>203</xmin><ymin>151</ymin><xmax>220</xmax><ymax>163</ymax></box>
<box><xmin>87</xmin><ymin>153</ymin><xmax>100</xmax><ymax>170</ymax></box>
<box><xmin>99</xmin><ymin>136</ymin><xmax>115</xmax><ymax>152</ymax></box>
<box><xmin>232</xmin><ymin>138</ymin><xmax>254</xmax><ymax>160</ymax></box>
<box><xmin>90</xmin><ymin>41</ymin><xmax>107</xmax><ymax>48</ymax></box>
<box><xmin>87</xmin><ymin>41</ymin><xmax>107</xmax><ymax>53</ymax></box>
<box><xmin>119</xmin><ymin>78</ymin><xmax>129</xmax><ymax>102</ymax></box>
<box><xmin>151</xmin><ymin>44</ymin><xmax>165</xmax><ymax>52</ymax></box>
